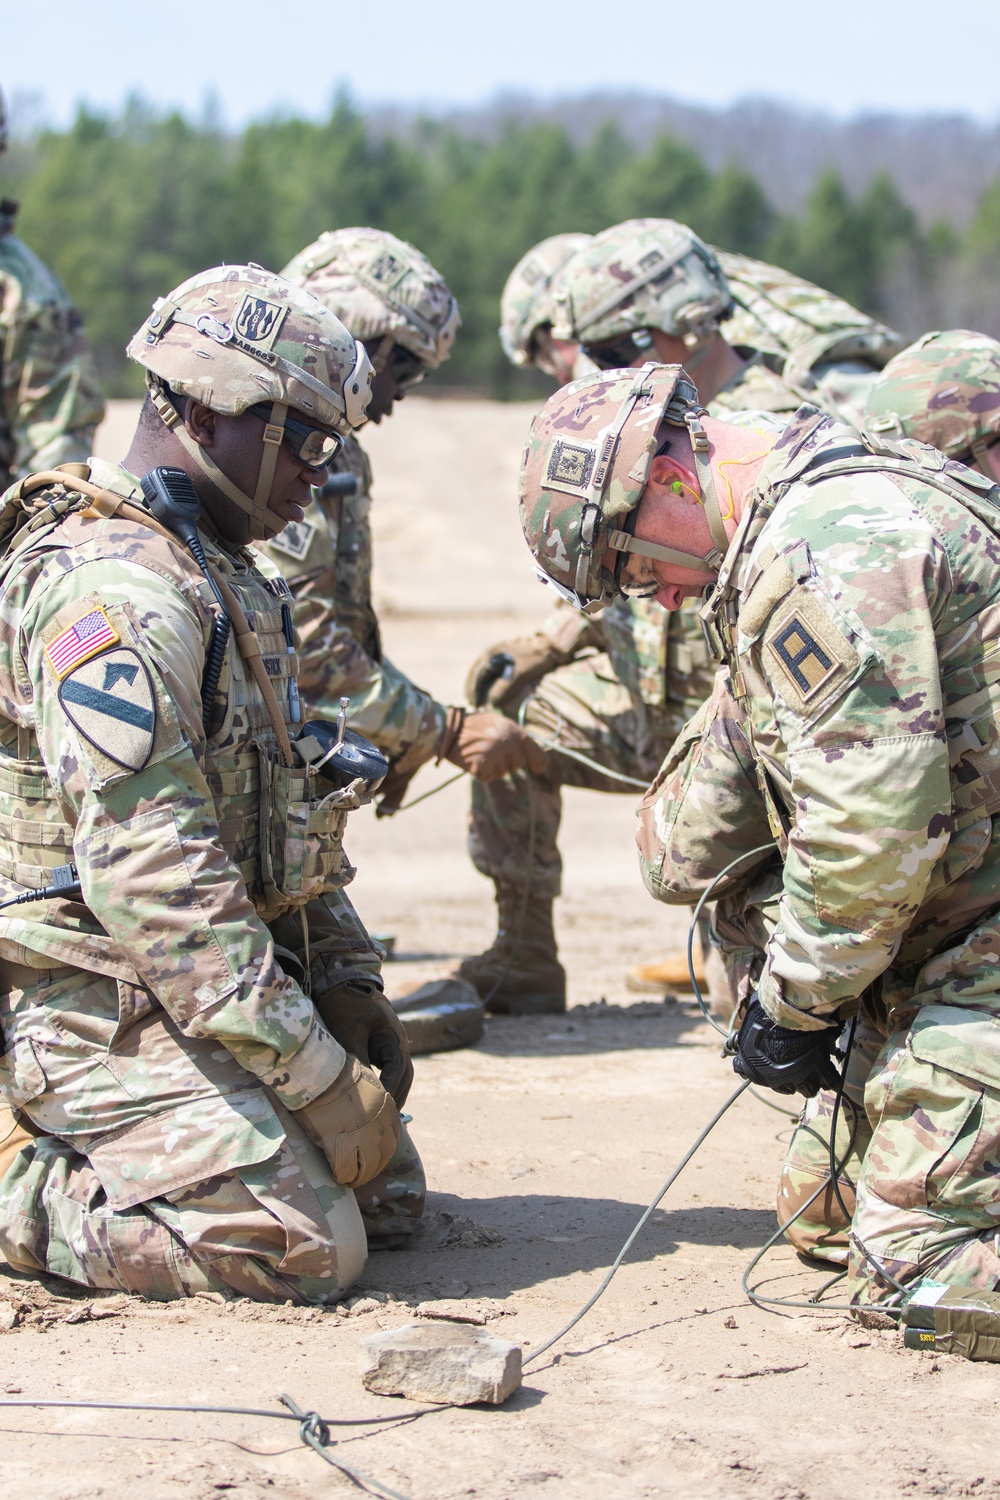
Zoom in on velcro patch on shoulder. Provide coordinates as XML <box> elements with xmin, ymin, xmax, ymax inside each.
<box><xmin>43</xmin><ymin>598</ymin><xmax>119</xmax><ymax>679</ymax></box>
<box><xmin>58</xmin><ymin>648</ymin><xmax>156</xmax><ymax>772</ymax></box>
<box><xmin>763</xmin><ymin>585</ymin><xmax>860</xmax><ymax>714</ymax></box>
<box><xmin>739</xmin><ymin>555</ymin><xmax>797</xmax><ymax>640</ymax></box>
<box><xmin>267</xmin><ymin>518</ymin><xmax>318</xmax><ymax>563</ymax></box>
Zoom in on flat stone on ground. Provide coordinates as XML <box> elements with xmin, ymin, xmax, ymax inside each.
<box><xmin>360</xmin><ymin>1320</ymin><xmax>522</xmax><ymax>1405</ymax></box>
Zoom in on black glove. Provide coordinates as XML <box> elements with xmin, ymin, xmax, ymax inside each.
<box><xmin>313</xmin><ymin>981</ymin><xmax>414</xmax><ymax>1109</ymax></box>
<box><xmin>732</xmin><ymin>995</ymin><xmax>841</xmax><ymax>1098</ymax></box>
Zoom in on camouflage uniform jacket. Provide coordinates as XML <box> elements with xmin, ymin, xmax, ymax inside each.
<box><xmin>638</xmin><ymin>408</ymin><xmax>1000</xmax><ymax>1032</ymax></box>
<box><xmin>0</xmin><ymin>458</ymin><xmax>375</xmax><ymax>1186</ymax></box>
<box><xmin>258</xmin><ymin>435</ymin><xmax>446</xmax><ymax>766</ymax></box>
<box><xmin>0</xmin><ymin>212</ymin><xmax>105</xmax><ymax>488</ymax></box>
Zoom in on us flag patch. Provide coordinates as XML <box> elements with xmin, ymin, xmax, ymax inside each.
<box><xmin>45</xmin><ymin>607</ymin><xmax>119</xmax><ymax>680</ymax></box>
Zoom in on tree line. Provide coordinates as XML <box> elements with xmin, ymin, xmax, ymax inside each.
<box><xmin>3</xmin><ymin>95</ymin><xmax>996</xmax><ymax>399</ymax></box>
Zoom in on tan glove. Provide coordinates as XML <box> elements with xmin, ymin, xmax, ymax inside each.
<box><xmin>465</xmin><ymin>634</ymin><xmax>567</xmax><ymax>712</ymax></box>
<box><xmin>294</xmin><ymin>1057</ymin><xmax>400</xmax><ymax>1189</ymax></box>
<box><xmin>438</xmin><ymin>706</ymin><xmax>548</xmax><ymax>783</ymax></box>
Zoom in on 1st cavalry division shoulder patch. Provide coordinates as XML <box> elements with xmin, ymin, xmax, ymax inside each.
<box><xmin>762</xmin><ymin>586</ymin><xmax>859</xmax><ymax>714</ymax></box>
<box><xmin>59</xmin><ymin>648</ymin><xmax>157</xmax><ymax>772</ymax></box>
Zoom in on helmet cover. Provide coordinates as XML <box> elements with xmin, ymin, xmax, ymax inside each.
<box><xmin>865</xmin><ymin>329</ymin><xmax>1000</xmax><ymax>462</ymax></box>
<box><xmin>551</xmin><ymin>218</ymin><xmax>733</xmax><ymax>352</ymax></box>
<box><xmin>519</xmin><ymin>362</ymin><xmax>724</xmax><ymax>611</ymax></box>
<box><xmin>282</xmin><ymin>227</ymin><xmax>459</xmax><ymax>371</ymax></box>
<box><xmin>127</xmin><ymin>263</ymin><xmax>373</xmax><ymax>538</ymax></box>
<box><xmin>500</xmin><ymin>232</ymin><xmax>592</xmax><ymax>367</ymax></box>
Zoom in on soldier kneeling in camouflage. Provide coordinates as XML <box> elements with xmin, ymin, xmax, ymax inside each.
<box><xmin>0</xmin><ymin>264</ymin><xmax>420</xmax><ymax>1300</ymax></box>
<box><xmin>521</xmin><ymin>359</ymin><xmax>1000</xmax><ymax>1305</ymax></box>
<box><xmin>462</xmin><ymin>219</ymin><xmax>897</xmax><ymax>1013</ymax></box>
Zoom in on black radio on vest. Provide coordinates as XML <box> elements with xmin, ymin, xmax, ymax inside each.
<box><xmin>139</xmin><ymin>466</ymin><xmax>232</xmax><ymax>722</ymax></box>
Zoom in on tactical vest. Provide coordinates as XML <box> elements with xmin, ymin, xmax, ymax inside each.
<box><xmin>0</xmin><ymin>470</ymin><xmax>361</xmax><ymax>960</ymax></box>
<box><xmin>715</xmin><ymin>250</ymin><xmax>903</xmax><ymax>389</ymax></box>
<box><xmin>703</xmin><ymin>425</ymin><xmax>1000</xmax><ymax>855</ymax></box>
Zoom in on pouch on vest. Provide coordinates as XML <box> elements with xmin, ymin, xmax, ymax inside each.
<box><xmin>257</xmin><ymin>746</ymin><xmax>363</xmax><ymax>914</ymax></box>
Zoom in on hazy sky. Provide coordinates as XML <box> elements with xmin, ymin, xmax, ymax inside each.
<box><xmin>6</xmin><ymin>0</ymin><xmax>1000</xmax><ymax>127</ymax></box>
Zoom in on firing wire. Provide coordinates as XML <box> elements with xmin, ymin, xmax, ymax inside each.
<box><xmin>395</xmin><ymin>769</ymin><xmax>467</xmax><ymax>812</ymax></box>
<box><xmin>0</xmin><ymin>1395</ymin><xmax>417</xmax><ymax>1500</ymax></box>
<box><xmin>522</xmin><ymin>698</ymin><xmax>649</xmax><ymax>789</ymax></box>
<box><xmin>686</xmin><ymin>842</ymin><xmax>775</xmax><ymax>1038</ymax></box>
<box><xmin>523</xmin><ymin>1078</ymin><xmax>751</xmax><ymax>1367</ymax></box>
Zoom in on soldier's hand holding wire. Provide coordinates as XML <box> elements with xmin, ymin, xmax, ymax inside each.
<box><xmin>731</xmin><ymin>994</ymin><xmax>841</xmax><ymax>1098</ymax></box>
<box><xmin>437</xmin><ymin>706</ymin><xmax>547</xmax><ymax>782</ymax></box>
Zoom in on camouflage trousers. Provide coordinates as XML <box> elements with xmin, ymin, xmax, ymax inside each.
<box><xmin>469</xmin><ymin>654</ymin><xmax>674</xmax><ymax>897</ymax></box>
<box><xmin>847</xmin><ymin>1001</ymin><xmax>1000</xmax><ymax>1305</ymax></box>
<box><xmin>0</xmin><ymin>961</ymin><xmax>425</xmax><ymax>1301</ymax></box>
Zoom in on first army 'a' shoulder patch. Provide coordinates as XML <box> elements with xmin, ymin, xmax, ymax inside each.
<box><xmin>762</xmin><ymin>585</ymin><xmax>860</xmax><ymax>715</ymax></box>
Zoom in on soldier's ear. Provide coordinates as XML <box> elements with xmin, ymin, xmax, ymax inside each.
<box><xmin>184</xmin><ymin>401</ymin><xmax>219</xmax><ymax>450</ymax></box>
<box><xmin>648</xmin><ymin>453</ymin><xmax>701</xmax><ymax>502</ymax></box>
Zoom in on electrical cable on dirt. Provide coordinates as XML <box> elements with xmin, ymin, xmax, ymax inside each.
<box><xmin>523</xmin><ymin>1078</ymin><xmax>751</xmax><ymax>1367</ymax></box>
<box><xmin>279</xmin><ymin>1393</ymin><xmax>414</xmax><ymax>1500</ymax></box>
<box><xmin>0</xmin><ymin>1395</ymin><xmax>416</xmax><ymax>1500</ymax></box>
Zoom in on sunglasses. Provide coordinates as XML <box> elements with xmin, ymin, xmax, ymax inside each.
<box><xmin>582</xmin><ymin>330</ymin><xmax>655</xmax><ymax>371</ymax></box>
<box><xmin>249</xmin><ymin>403</ymin><xmax>344</xmax><ymax>468</ymax></box>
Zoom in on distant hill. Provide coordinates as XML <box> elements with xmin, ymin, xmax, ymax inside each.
<box><xmin>367</xmin><ymin>93</ymin><xmax>1000</xmax><ymax>227</ymax></box>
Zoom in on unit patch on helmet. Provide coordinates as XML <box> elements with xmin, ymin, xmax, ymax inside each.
<box><xmin>369</xmin><ymin>250</ymin><xmax>406</xmax><ymax>287</ymax></box>
<box><xmin>547</xmin><ymin>441</ymin><xmax>595</xmax><ymax>491</ymax></box>
<box><xmin>234</xmin><ymin>294</ymin><xmax>288</xmax><ymax>351</ymax></box>
<box><xmin>59</xmin><ymin>648</ymin><xmax>157</xmax><ymax>771</ymax></box>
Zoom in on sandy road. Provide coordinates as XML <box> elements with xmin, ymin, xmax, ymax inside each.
<box><xmin>0</xmin><ymin>400</ymin><xmax>993</xmax><ymax>1500</ymax></box>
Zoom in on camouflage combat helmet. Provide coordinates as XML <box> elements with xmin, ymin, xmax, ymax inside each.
<box><xmin>550</xmin><ymin>219</ymin><xmax>733</xmax><ymax>366</ymax></box>
<box><xmin>282</xmin><ymin>228</ymin><xmax>459</xmax><ymax>383</ymax></box>
<box><xmin>500</xmin><ymin>232</ymin><xmax>592</xmax><ymax>367</ymax></box>
<box><xmin>519</xmin><ymin>363</ymin><xmax>729</xmax><ymax>612</ymax></box>
<box><xmin>127</xmin><ymin>264</ymin><xmax>373</xmax><ymax>540</ymax></box>
<box><xmin>865</xmin><ymin>329</ymin><xmax>1000</xmax><ymax>466</ymax></box>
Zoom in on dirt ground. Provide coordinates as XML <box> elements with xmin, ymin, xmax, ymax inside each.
<box><xmin>1</xmin><ymin>399</ymin><xmax>996</xmax><ymax>1500</ymax></box>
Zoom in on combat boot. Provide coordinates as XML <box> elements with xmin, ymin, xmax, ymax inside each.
<box><xmin>458</xmin><ymin>884</ymin><xmax>566</xmax><ymax>1015</ymax></box>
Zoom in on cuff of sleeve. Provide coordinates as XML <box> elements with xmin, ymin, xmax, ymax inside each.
<box><xmin>394</xmin><ymin>697</ymin><xmax>448</xmax><ymax>775</ymax></box>
<box><xmin>757</xmin><ymin>968</ymin><xmax>838</xmax><ymax>1032</ymax></box>
<box><xmin>265</xmin><ymin>1020</ymin><xmax>347</xmax><ymax>1110</ymax></box>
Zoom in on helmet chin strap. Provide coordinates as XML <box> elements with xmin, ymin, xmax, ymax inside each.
<box><xmin>605</xmin><ymin>408</ymin><xmax>730</xmax><ymax>579</ymax></box>
<box><xmin>148</xmin><ymin>379</ymin><xmax>289</xmax><ymax>541</ymax></box>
